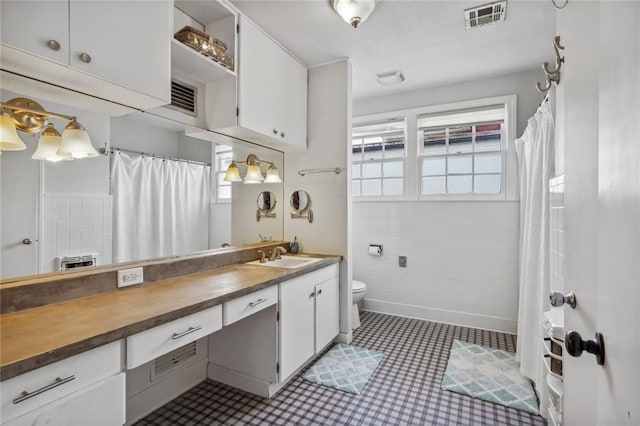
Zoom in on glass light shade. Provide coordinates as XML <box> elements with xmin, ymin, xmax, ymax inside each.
<box><xmin>0</xmin><ymin>115</ymin><xmax>27</xmax><ymax>151</ymax></box>
<box><xmin>58</xmin><ymin>119</ymin><xmax>98</xmax><ymax>159</ymax></box>
<box><xmin>332</xmin><ymin>0</ymin><xmax>377</xmax><ymax>28</ymax></box>
<box><xmin>223</xmin><ymin>163</ymin><xmax>243</xmax><ymax>182</ymax></box>
<box><xmin>263</xmin><ymin>165</ymin><xmax>282</xmax><ymax>183</ymax></box>
<box><xmin>244</xmin><ymin>164</ymin><xmax>265</xmax><ymax>184</ymax></box>
<box><xmin>32</xmin><ymin>123</ymin><xmax>72</xmax><ymax>162</ymax></box>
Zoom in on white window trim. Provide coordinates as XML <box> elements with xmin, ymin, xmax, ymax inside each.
<box><xmin>353</xmin><ymin>95</ymin><xmax>517</xmax><ymax>202</ymax></box>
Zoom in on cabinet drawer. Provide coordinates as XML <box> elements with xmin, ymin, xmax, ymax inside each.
<box><xmin>0</xmin><ymin>340</ymin><xmax>122</xmax><ymax>423</ymax></box>
<box><xmin>223</xmin><ymin>286</ymin><xmax>278</xmax><ymax>326</ymax></box>
<box><xmin>4</xmin><ymin>373</ymin><xmax>125</xmax><ymax>426</ymax></box>
<box><xmin>126</xmin><ymin>305</ymin><xmax>222</xmax><ymax>369</ymax></box>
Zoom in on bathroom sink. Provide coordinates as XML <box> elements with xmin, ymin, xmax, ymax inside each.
<box><xmin>246</xmin><ymin>255</ymin><xmax>323</xmax><ymax>269</ymax></box>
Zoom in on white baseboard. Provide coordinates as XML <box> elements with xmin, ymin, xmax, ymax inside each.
<box><xmin>335</xmin><ymin>331</ymin><xmax>352</xmax><ymax>344</ymax></box>
<box><xmin>362</xmin><ymin>298</ymin><xmax>517</xmax><ymax>334</ymax></box>
<box><xmin>126</xmin><ymin>357</ymin><xmax>208</xmax><ymax>425</ymax></box>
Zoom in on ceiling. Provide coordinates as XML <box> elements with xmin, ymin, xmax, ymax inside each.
<box><xmin>230</xmin><ymin>0</ymin><xmax>558</xmax><ymax>100</ymax></box>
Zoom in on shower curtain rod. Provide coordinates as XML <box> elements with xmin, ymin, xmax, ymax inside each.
<box><xmin>100</xmin><ymin>146</ymin><xmax>211</xmax><ymax>167</ymax></box>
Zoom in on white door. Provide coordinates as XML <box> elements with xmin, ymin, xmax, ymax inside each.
<box><xmin>562</xmin><ymin>3</ymin><xmax>639</xmax><ymax>424</ymax></box>
<box><xmin>315</xmin><ymin>277</ymin><xmax>339</xmax><ymax>352</ymax></box>
<box><xmin>0</xmin><ymin>147</ymin><xmax>40</xmax><ymax>280</ymax></box>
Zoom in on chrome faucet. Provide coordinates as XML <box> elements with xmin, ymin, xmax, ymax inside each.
<box><xmin>257</xmin><ymin>250</ymin><xmax>267</xmax><ymax>263</ymax></box>
<box><xmin>269</xmin><ymin>246</ymin><xmax>287</xmax><ymax>261</ymax></box>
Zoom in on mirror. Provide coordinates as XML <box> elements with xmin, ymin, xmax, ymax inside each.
<box><xmin>290</xmin><ymin>190</ymin><xmax>313</xmax><ymax>223</ymax></box>
<box><xmin>0</xmin><ymin>76</ymin><xmax>284</xmax><ymax>282</ymax></box>
<box><xmin>257</xmin><ymin>191</ymin><xmax>277</xmax><ymax>212</ymax></box>
<box><xmin>290</xmin><ymin>190</ymin><xmax>309</xmax><ymax>213</ymax></box>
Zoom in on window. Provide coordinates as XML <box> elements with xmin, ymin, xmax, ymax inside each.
<box><xmin>214</xmin><ymin>144</ymin><xmax>233</xmax><ymax>202</ymax></box>
<box><xmin>352</xmin><ymin>119</ymin><xmax>406</xmax><ymax>197</ymax></box>
<box><xmin>419</xmin><ymin>105</ymin><xmax>505</xmax><ymax>196</ymax></box>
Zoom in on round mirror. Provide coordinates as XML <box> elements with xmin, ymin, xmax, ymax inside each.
<box><xmin>257</xmin><ymin>191</ymin><xmax>277</xmax><ymax>212</ymax></box>
<box><xmin>290</xmin><ymin>190</ymin><xmax>309</xmax><ymax>213</ymax></box>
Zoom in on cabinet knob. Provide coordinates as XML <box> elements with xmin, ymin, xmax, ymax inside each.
<box><xmin>79</xmin><ymin>52</ymin><xmax>92</xmax><ymax>63</ymax></box>
<box><xmin>272</xmin><ymin>128</ymin><xmax>278</xmax><ymax>135</ymax></box>
<box><xmin>22</xmin><ymin>238</ymin><xmax>33</xmax><ymax>245</ymax></box>
<box><xmin>47</xmin><ymin>40</ymin><xmax>61</xmax><ymax>51</ymax></box>
<box><xmin>280</xmin><ymin>132</ymin><xmax>285</xmax><ymax>138</ymax></box>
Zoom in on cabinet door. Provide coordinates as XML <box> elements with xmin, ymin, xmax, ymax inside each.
<box><xmin>282</xmin><ymin>55</ymin><xmax>307</xmax><ymax>149</ymax></box>
<box><xmin>315</xmin><ymin>277</ymin><xmax>339</xmax><ymax>352</ymax></box>
<box><xmin>0</xmin><ymin>0</ymin><xmax>69</xmax><ymax>65</ymax></box>
<box><xmin>69</xmin><ymin>0</ymin><xmax>171</xmax><ymax>102</ymax></box>
<box><xmin>279</xmin><ymin>276</ymin><xmax>316</xmax><ymax>381</ymax></box>
<box><xmin>237</xmin><ymin>16</ymin><xmax>284</xmax><ymax>140</ymax></box>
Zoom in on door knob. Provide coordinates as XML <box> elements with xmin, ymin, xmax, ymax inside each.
<box><xmin>22</xmin><ymin>238</ymin><xmax>33</xmax><ymax>245</ymax></box>
<box><xmin>549</xmin><ymin>291</ymin><xmax>576</xmax><ymax>308</ymax></box>
<box><xmin>565</xmin><ymin>330</ymin><xmax>605</xmax><ymax>366</ymax></box>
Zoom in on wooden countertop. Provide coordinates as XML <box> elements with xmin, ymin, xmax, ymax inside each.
<box><xmin>0</xmin><ymin>256</ymin><xmax>340</xmax><ymax>381</ymax></box>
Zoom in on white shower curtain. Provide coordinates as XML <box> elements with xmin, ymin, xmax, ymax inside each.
<box><xmin>112</xmin><ymin>152</ymin><xmax>211</xmax><ymax>263</ymax></box>
<box><xmin>514</xmin><ymin>100</ymin><xmax>554</xmax><ymax>414</ymax></box>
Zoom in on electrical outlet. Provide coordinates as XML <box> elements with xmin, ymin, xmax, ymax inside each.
<box><xmin>117</xmin><ymin>267</ymin><xmax>143</xmax><ymax>288</ymax></box>
<box><xmin>399</xmin><ymin>256</ymin><xmax>407</xmax><ymax>267</ymax></box>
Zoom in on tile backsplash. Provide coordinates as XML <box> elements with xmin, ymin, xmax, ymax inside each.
<box><xmin>42</xmin><ymin>193</ymin><xmax>113</xmax><ymax>273</ymax></box>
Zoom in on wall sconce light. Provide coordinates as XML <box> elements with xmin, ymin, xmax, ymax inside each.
<box><xmin>0</xmin><ymin>97</ymin><xmax>97</xmax><ymax>161</ymax></box>
<box><xmin>224</xmin><ymin>154</ymin><xmax>282</xmax><ymax>184</ymax></box>
<box><xmin>331</xmin><ymin>0</ymin><xmax>378</xmax><ymax>29</ymax></box>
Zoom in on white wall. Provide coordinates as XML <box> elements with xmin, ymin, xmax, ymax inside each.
<box><xmin>284</xmin><ymin>60</ymin><xmax>353</xmax><ymax>340</ymax></box>
<box><xmin>352</xmin><ymin>70</ymin><xmax>544</xmax><ymax>333</ymax></box>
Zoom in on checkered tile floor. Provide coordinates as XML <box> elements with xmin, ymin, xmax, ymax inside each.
<box><xmin>136</xmin><ymin>311</ymin><xmax>546</xmax><ymax>425</ymax></box>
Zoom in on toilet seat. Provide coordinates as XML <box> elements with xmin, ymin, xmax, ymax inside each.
<box><xmin>353</xmin><ymin>280</ymin><xmax>366</xmax><ymax>293</ymax></box>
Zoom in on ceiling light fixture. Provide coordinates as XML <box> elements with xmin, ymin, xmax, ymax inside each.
<box><xmin>331</xmin><ymin>0</ymin><xmax>378</xmax><ymax>29</ymax></box>
<box><xmin>0</xmin><ymin>97</ymin><xmax>96</xmax><ymax>161</ymax></box>
<box><xmin>224</xmin><ymin>154</ymin><xmax>282</xmax><ymax>184</ymax></box>
<box><xmin>376</xmin><ymin>70</ymin><xmax>405</xmax><ymax>86</ymax></box>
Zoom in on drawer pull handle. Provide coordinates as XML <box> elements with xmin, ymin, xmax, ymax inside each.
<box><xmin>13</xmin><ymin>375</ymin><xmax>76</xmax><ymax>404</ymax></box>
<box><xmin>171</xmin><ymin>326</ymin><xmax>202</xmax><ymax>340</ymax></box>
<box><xmin>249</xmin><ymin>298</ymin><xmax>268</xmax><ymax>308</ymax></box>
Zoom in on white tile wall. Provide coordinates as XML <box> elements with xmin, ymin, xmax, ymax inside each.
<box><xmin>549</xmin><ymin>175</ymin><xmax>565</xmax><ymax>293</ymax></box>
<box><xmin>354</xmin><ymin>200</ymin><xmax>520</xmax><ymax>333</ymax></box>
<box><xmin>41</xmin><ymin>193</ymin><xmax>113</xmax><ymax>273</ymax></box>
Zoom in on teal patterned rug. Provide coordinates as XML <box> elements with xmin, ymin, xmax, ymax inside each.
<box><xmin>302</xmin><ymin>344</ymin><xmax>383</xmax><ymax>395</ymax></box>
<box><xmin>442</xmin><ymin>340</ymin><xmax>540</xmax><ymax>415</ymax></box>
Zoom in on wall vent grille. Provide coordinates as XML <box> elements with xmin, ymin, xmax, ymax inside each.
<box><xmin>464</xmin><ymin>1</ymin><xmax>507</xmax><ymax>30</ymax></box>
<box><xmin>169</xmin><ymin>79</ymin><xmax>197</xmax><ymax>116</ymax></box>
<box><xmin>153</xmin><ymin>341</ymin><xmax>198</xmax><ymax>376</ymax></box>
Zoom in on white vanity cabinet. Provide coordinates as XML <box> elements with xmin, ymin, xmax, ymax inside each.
<box><xmin>0</xmin><ymin>341</ymin><xmax>124</xmax><ymax>426</ymax></box>
<box><xmin>208</xmin><ymin>16</ymin><xmax>308</xmax><ymax>152</ymax></box>
<box><xmin>0</xmin><ymin>0</ymin><xmax>171</xmax><ymax>110</ymax></box>
<box><xmin>279</xmin><ymin>264</ymin><xmax>339</xmax><ymax>381</ymax></box>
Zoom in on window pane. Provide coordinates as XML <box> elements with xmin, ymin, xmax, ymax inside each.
<box><xmin>352</xmin><ymin>164</ymin><xmax>361</xmax><ymax>179</ymax></box>
<box><xmin>352</xmin><ymin>145</ymin><xmax>363</xmax><ymax>159</ymax></box>
<box><xmin>384</xmin><ymin>140</ymin><xmax>405</xmax><ymax>158</ymax></box>
<box><xmin>362</xmin><ymin>162</ymin><xmax>382</xmax><ymax>178</ymax></box>
<box><xmin>422</xmin><ymin>176</ymin><xmax>445</xmax><ymax>194</ymax></box>
<box><xmin>383</xmin><ymin>178</ymin><xmax>403</xmax><ymax>195</ymax></box>
<box><xmin>362</xmin><ymin>179</ymin><xmax>382</xmax><ymax>196</ymax></box>
<box><xmin>218</xmin><ymin>186</ymin><xmax>231</xmax><ymax>200</ymax></box>
<box><xmin>422</xmin><ymin>157</ymin><xmax>445</xmax><ymax>176</ymax></box>
<box><xmin>448</xmin><ymin>155</ymin><xmax>472</xmax><ymax>174</ymax></box>
<box><xmin>475</xmin><ymin>174</ymin><xmax>501</xmax><ymax>194</ymax></box>
<box><xmin>352</xmin><ymin>180</ymin><xmax>361</xmax><ymax>196</ymax></box>
<box><xmin>383</xmin><ymin>161</ymin><xmax>403</xmax><ymax>178</ymax></box>
<box><xmin>475</xmin><ymin>153</ymin><xmax>502</xmax><ymax>173</ymax></box>
<box><xmin>475</xmin><ymin>122</ymin><xmax>502</xmax><ymax>152</ymax></box>
<box><xmin>363</xmin><ymin>143</ymin><xmax>383</xmax><ymax>160</ymax></box>
<box><xmin>448</xmin><ymin>125</ymin><xmax>473</xmax><ymax>153</ymax></box>
<box><xmin>421</xmin><ymin>128</ymin><xmax>446</xmax><ymax>155</ymax></box>
<box><xmin>448</xmin><ymin>175</ymin><xmax>472</xmax><ymax>193</ymax></box>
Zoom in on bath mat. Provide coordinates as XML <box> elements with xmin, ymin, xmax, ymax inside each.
<box><xmin>442</xmin><ymin>340</ymin><xmax>539</xmax><ymax>415</ymax></box>
<box><xmin>302</xmin><ymin>343</ymin><xmax>383</xmax><ymax>395</ymax></box>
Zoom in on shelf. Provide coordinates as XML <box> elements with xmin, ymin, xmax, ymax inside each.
<box><xmin>171</xmin><ymin>39</ymin><xmax>235</xmax><ymax>84</ymax></box>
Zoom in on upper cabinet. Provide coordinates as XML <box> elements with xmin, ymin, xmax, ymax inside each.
<box><xmin>0</xmin><ymin>0</ymin><xmax>172</xmax><ymax>111</ymax></box>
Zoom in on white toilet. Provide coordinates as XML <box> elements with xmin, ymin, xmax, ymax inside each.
<box><xmin>352</xmin><ymin>280</ymin><xmax>367</xmax><ymax>330</ymax></box>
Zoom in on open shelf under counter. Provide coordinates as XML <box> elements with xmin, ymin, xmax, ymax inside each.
<box><xmin>171</xmin><ymin>39</ymin><xmax>236</xmax><ymax>84</ymax></box>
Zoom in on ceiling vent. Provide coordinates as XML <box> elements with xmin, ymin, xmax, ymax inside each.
<box><xmin>168</xmin><ymin>79</ymin><xmax>197</xmax><ymax>116</ymax></box>
<box><xmin>376</xmin><ymin>70</ymin><xmax>405</xmax><ymax>86</ymax></box>
<box><xmin>464</xmin><ymin>1</ymin><xmax>507</xmax><ymax>30</ymax></box>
